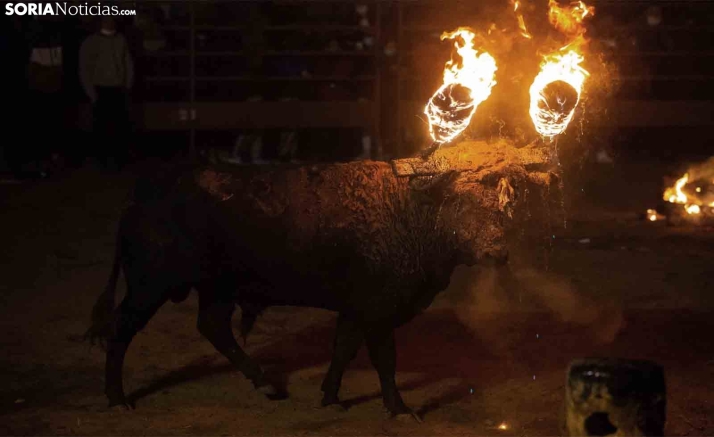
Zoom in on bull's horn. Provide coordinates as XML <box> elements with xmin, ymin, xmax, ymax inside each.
<box><xmin>390</xmin><ymin>156</ymin><xmax>449</xmax><ymax>178</ymax></box>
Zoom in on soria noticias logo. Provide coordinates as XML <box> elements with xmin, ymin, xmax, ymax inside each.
<box><xmin>5</xmin><ymin>2</ymin><xmax>137</xmax><ymax>16</ymax></box>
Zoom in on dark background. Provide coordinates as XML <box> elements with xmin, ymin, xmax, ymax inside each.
<box><xmin>2</xmin><ymin>0</ymin><xmax>713</xmax><ymax>173</ymax></box>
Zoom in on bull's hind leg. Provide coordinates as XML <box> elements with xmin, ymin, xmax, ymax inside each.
<box><xmin>105</xmin><ymin>284</ymin><xmax>175</xmax><ymax>409</ymax></box>
<box><xmin>321</xmin><ymin>314</ymin><xmax>364</xmax><ymax>407</ymax></box>
<box><xmin>196</xmin><ymin>290</ymin><xmax>280</xmax><ymax>399</ymax></box>
<box><xmin>365</xmin><ymin>329</ymin><xmax>422</xmax><ymax>422</ymax></box>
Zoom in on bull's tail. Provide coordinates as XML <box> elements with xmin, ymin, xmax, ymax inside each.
<box><xmin>83</xmin><ymin>232</ymin><xmax>122</xmax><ymax>347</ymax></box>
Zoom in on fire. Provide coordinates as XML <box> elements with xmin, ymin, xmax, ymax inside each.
<box><xmin>529</xmin><ymin>0</ymin><xmax>594</xmax><ymax>139</ymax></box>
<box><xmin>424</xmin><ymin>28</ymin><xmax>498</xmax><ymax>145</ymax></box>
<box><xmin>512</xmin><ymin>0</ymin><xmax>532</xmax><ymax>39</ymax></box>
<box><xmin>686</xmin><ymin>204</ymin><xmax>701</xmax><ymax>215</ymax></box>
<box><xmin>662</xmin><ymin>172</ymin><xmax>712</xmax><ymax>216</ymax></box>
<box><xmin>528</xmin><ymin>50</ymin><xmax>588</xmax><ymax>138</ymax></box>
<box><xmin>498</xmin><ymin>422</ymin><xmax>509</xmax><ymax>430</ymax></box>
<box><xmin>547</xmin><ymin>0</ymin><xmax>594</xmax><ymax>36</ymax></box>
<box><xmin>664</xmin><ymin>173</ymin><xmax>689</xmax><ymax>204</ymax></box>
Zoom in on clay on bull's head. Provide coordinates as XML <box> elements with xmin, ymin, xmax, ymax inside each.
<box><xmin>393</xmin><ymin>174</ymin><xmax>507</xmax><ymax>267</ymax></box>
<box><xmin>437</xmin><ymin>170</ymin><xmax>511</xmax><ymax>265</ymax></box>
<box><xmin>390</xmin><ymin>139</ymin><xmax>552</xmax><ymax>265</ymax></box>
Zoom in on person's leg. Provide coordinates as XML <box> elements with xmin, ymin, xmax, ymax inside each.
<box><xmin>31</xmin><ymin>91</ymin><xmax>58</xmax><ymax>177</ymax></box>
<box><xmin>94</xmin><ymin>87</ymin><xmax>113</xmax><ymax>170</ymax></box>
<box><xmin>104</xmin><ymin>88</ymin><xmax>131</xmax><ymax>170</ymax></box>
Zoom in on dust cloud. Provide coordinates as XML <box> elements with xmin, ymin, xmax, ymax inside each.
<box><xmin>441</xmin><ymin>264</ymin><xmax>624</xmax><ymax>351</ymax></box>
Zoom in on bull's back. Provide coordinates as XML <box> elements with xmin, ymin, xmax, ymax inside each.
<box><xmin>189</xmin><ymin>161</ymin><xmax>408</xmax><ymax>314</ymax></box>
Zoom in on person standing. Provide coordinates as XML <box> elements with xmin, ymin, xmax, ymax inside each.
<box><xmin>25</xmin><ymin>15</ymin><xmax>65</xmax><ymax>178</ymax></box>
<box><xmin>79</xmin><ymin>16</ymin><xmax>134</xmax><ymax>170</ymax></box>
<box><xmin>1</xmin><ymin>15</ymin><xmax>31</xmax><ymax>179</ymax></box>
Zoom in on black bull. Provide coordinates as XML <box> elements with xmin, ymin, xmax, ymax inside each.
<box><xmin>84</xmin><ymin>140</ymin><xmax>556</xmax><ymax>419</ymax></box>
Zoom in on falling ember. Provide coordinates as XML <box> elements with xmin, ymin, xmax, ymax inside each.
<box><xmin>529</xmin><ymin>50</ymin><xmax>588</xmax><ymax>138</ymax></box>
<box><xmin>424</xmin><ymin>28</ymin><xmax>498</xmax><ymax>145</ymax></box>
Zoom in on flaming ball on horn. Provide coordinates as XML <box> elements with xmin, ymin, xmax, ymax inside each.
<box><xmin>423</xmin><ymin>28</ymin><xmax>498</xmax><ymax>158</ymax></box>
<box><xmin>529</xmin><ymin>0</ymin><xmax>595</xmax><ymax>140</ymax></box>
<box><xmin>529</xmin><ymin>49</ymin><xmax>588</xmax><ymax>139</ymax></box>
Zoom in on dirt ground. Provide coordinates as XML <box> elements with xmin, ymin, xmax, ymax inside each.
<box><xmin>1</xmin><ymin>159</ymin><xmax>713</xmax><ymax>436</ymax></box>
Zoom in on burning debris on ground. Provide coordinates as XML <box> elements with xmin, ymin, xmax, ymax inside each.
<box><xmin>645</xmin><ymin>157</ymin><xmax>714</xmax><ymax>226</ymax></box>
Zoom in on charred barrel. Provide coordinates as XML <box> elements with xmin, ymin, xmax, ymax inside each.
<box><xmin>565</xmin><ymin>358</ymin><xmax>666</xmax><ymax>436</ymax></box>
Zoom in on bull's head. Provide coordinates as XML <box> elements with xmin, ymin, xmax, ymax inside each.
<box><xmin>391</xmin><ymin>139</ymin><xmax>558</xmax><ymax>266</ymax></box>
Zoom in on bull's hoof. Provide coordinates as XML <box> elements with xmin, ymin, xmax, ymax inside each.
<box><xmin>107</xmin><ymin>397</ymin><xmax>133</xmax><ymax>411</ymax></box>
<box><xmin>392</xmin><ymin>411</ymin><xmax>423</xmax><ymax>423</ymax></box>
<box><xmin>385</xmin><ymin>403</ymin><xmax>422</xmax><ymax>423</ymax></box>
<box><xmin>255</xmin><ymin>382</ymin><xmax>287</xmax><ymax>401</ymax></box>
<box><xmin>321</xmin><ymin>395</ymin><xmax>346</xmax><ymax>412</ymax></box>
<box><xmin>320</xmin><ymin>393</ymin><xmax>340</xmax><ymax>408</ymax></box>
<box><xmin>325</xmin><ymin>403</ymin><xmax>347</xmax><ymax>413</ymax></box>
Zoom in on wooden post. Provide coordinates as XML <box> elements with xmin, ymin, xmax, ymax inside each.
<box><xmin>189</xmin><ymin>0</ymin><xmax>196</xmax><ymax>158</ymax></box>
<box><xmin>565</xmin><ymin>358</ymin><xmax>666</xmax><ymax>436</ymax></box>
<box><xmin>396</xmin><ymin>1</ymin><xmax>403</xmax><ymax>158</ymax></box>
<box><xmin>374</xmin><ymin>0</ymin><xmax>382</xmax><ymax>160</ymax></box>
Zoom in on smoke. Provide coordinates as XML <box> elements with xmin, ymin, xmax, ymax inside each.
<box><xmin>686</xmin><ymin>156</ymin><xmax>714</xmax><ymax>181</ymax></box>
<box><xmin>443</xmin><ymin>264</ymin><xmax>624</xmax><ymax>353</ymax></box>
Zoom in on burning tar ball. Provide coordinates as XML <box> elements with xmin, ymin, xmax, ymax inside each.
<box><xmin>537</xmin><ymin>80</ymin><xmax>579</xmax><ymax>120</ymax></box>
<box><xmin>426</xmin><ymin>82</ymin><xmax>477</xmax><ymax>144</ymax></box>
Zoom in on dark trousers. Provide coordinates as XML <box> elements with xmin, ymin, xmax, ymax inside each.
<box><xmin>6</xmin><ymin>91</ymin><xmax>63</xmax><ymax>177</ymax></box>
<box><xmin>94</xmin><ymin>86</ymin><xmax>130</xmax><ymax>170</ymax></box>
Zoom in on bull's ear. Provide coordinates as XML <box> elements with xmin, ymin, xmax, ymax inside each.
<box><xmin>410</xmin><ymin>170</ymin><xmax>460</xmax><ymax>202</ymax></box>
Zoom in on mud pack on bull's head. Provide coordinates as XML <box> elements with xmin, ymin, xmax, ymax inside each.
<box><xmin>388</xmin><ymin>139</ymin><xmax>562</xmax><ymax>266</ymax></box>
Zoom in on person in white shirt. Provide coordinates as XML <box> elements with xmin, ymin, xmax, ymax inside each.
<box><xmin>79</xmin><ymin>16</ymin><xmax>134</xmax><ymax>171</ymax></box>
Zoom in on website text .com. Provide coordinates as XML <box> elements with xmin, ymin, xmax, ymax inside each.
<box><xmin>5</xmin><ymin>3</ymin><xmax>137</xmax><ymax>16</ymax></box>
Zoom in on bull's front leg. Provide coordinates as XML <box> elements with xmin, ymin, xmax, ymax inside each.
<box><xmin>196</xmin><ymin>291</ymin><xmax>282</xmax><ymax>399</ymax></box>
<box><xmin>321</xmin><ymin>314</ymin><xmax>364</xmax><ymax>408</ymax></box>
<box><xmin>365</xmin><ymin>328</ymin><xmax>422</xmax><ymax>422</ymax></box>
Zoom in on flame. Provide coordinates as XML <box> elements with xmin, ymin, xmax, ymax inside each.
<box><xmin>512</xmin><ymin>0</ymin><xmax>532</xmax><ymax>39</ymax></box>
<box><xmin>664</xmin><ymin>173</ymin><xmax>689</xmax><ymax>204</ymax></box>
<box><xmin>424</xmin><ymin>28</ymin><xmax>498</xmax><ymax>145</ymax></box>
<box><xmin>547</xmin><ymin>0</ymin><xmax>594</xmax><ymax>36</ymax></box>
<box><xmin>646</xmin><ymin>209</ymin><xmax>658</xmax><ymax>222</ymax></box>
<box><xmin>663</xmin><ymin>173</ymin><xmax>709</xmax><ymax>216</ymax></box>
<box><xmin>529</xmin><ymin>50</ymin><xmax>588</xmax><ymax>138</ymax></box>
<box><xmin>529</xmin><ymin>1</ymin><xmax>594</xmax><ymax>139</ymax></box>
<box><xmin>498</xmin><ymin>422</ymin><xmax>509</xmax><ymax>430</ymax></box>
<box><xmin>686</xmin><ymin>204</ymin><xmax>701</xmax><ymax>215</ymax></box>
